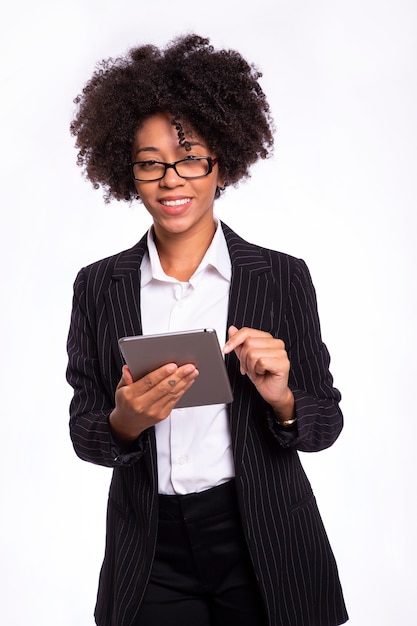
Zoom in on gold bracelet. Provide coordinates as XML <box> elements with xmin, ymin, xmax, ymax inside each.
<box><xmin>277</xmin><ymin>417</ymin><xmax>297</xmax><ymax>428</ymax></box>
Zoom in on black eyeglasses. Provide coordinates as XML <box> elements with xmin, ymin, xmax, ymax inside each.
<box><xmin>130</xmin><ymin>156</ymin><xmax>218</xmax><ymax>182</ymax></box>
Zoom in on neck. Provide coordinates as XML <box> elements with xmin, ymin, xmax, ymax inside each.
<box><xmin>153</xmin><ymin>220</ymin><xmax>217</xmax><ymax>281</ymax></box>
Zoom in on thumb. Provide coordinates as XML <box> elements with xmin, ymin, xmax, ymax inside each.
<box><xmin>117</xmin><ymin>364</ymin><xmax>134</xmax><ymax>389</ymax></box>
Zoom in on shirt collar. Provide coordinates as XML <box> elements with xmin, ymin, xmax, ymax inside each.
<box><xmin>141</xmin><ymin>218</ymin><xmax>231</xmax><ymax>286</ymax></box>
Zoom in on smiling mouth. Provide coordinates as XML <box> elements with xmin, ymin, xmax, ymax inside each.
<box><xmin>160</xmin><ymin>198</ymin><xmax>191</xmax><ymax>207</ymax></box>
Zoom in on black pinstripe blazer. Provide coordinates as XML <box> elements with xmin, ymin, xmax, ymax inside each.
<box><xmin>67</xmin><ymin>222</ymin><xmax>348</xmax><ymax>626</ymax></box>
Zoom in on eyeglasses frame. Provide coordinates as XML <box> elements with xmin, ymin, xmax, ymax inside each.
<box><xmin>130</xmin><ymin>156</ymin><xmax>218</xmax><ymax>182</ymax></box>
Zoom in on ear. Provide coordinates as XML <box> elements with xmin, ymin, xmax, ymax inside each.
<box><xmin>216</xmin><ymin>169</ymin><xmax>226</xmax><ymax>190</ymax></box>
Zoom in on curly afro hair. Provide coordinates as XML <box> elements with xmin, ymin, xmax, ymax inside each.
<box><xmin>70</xmin><ymin>34</ymin><xmax>274</xmax><ymax>203</ymax></box>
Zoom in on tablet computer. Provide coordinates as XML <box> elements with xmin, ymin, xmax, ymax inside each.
<box><xmin>118</xmin><ymin>328</ymin><xmax>233</xmax><ymax>408</ymax></box>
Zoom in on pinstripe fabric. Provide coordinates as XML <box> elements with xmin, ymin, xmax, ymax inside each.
<box><xmin>67</xmin><ymin>222</ymin><xmax>348</xmax><ymax>626</ymax></box>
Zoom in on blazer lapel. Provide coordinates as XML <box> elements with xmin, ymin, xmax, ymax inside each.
<box><xmin>222</xmin><ymin>223</ymin><xmax>277</xmax><ymax>466</ymax></box>
<box><xmin>222</xmin><ymin>221</ymin><xmax>277</xmax><ymax>339</ymax></box>
<box><xmin>104</xmin><ymin>236</ymin><xmax>148</xmax><ymax>371</ymax></box>
<box><xmin>104</xmin><ymin>233</ymin><xmax>159</xmax><ymax>487</ymax></box>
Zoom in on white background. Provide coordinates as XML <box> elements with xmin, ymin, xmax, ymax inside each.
<box><xmin>1</xmin><ymin>1</ymin><xmax>416</xmax><ymax>624</ymax></box>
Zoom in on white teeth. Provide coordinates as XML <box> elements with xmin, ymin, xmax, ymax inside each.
<box><xmin>161</xmin><ymin>198</ymin><xmax>191</xmax><ymax>207</ymax></box>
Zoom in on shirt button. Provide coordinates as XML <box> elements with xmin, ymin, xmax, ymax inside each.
<box><xmin>178</xmin><ymin>456</ymin><xmax>187</xmax><ymax>465</ymax></box>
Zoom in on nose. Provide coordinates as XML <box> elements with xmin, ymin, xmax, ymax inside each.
<box><xmin>159</xmin><ymin>164</ymin><xmax>185</xmax><ymax>188</ymax></box>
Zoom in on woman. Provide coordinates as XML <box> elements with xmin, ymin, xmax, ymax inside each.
<box><xmin>67</xmin><ymin>34</ymin><xmax>348</xmax><ymax>626</ymax></box>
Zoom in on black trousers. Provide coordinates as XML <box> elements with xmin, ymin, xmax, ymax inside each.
<box><xmin>135</xmin><ymin>480</ymin><xmax>268</xmax><ymax>625</ymax></box>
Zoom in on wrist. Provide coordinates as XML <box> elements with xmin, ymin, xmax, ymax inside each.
<box><xmin>271</xmin><ymin>388</ymin><xmax>296</xmax><ymax>425</ymax></box>
<box><xmin>109</xmin><ymin>409</ymin><xmax>142</xmax><ymax>447</ymax></box>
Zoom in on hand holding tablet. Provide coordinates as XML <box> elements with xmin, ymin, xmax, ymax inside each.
<box><xmin>118</xmin><ymin>328</ymin><xmax>233</xmax><ymax>408</ymax></box>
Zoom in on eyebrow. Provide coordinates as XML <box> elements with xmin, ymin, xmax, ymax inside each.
<box><xmin>133</xmin><ymin>141</ymin><xmax>206</xmax><ymax>157</ymax></box>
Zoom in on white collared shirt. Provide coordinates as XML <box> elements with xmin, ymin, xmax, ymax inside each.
<box><xmin>140</xmin><ymin>220</ymin><xmax>235</xmax><ymax>494</ymax></box>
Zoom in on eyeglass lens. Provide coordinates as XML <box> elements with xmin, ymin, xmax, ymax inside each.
<box><xmin>132</xmin><ymin>158</ymin><xmax>211</xmax><ymax>181</ymax></box>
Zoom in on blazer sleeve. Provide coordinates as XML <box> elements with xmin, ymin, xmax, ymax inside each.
<box><xmin>66</xmin><ymin>268</ymin><xmax>148</xmax><ymax>468</ymax></box>
<box><xmin>268</xmin><ymin>257</ymin><xmax>344</xmax><ymax>452</ymax></box>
